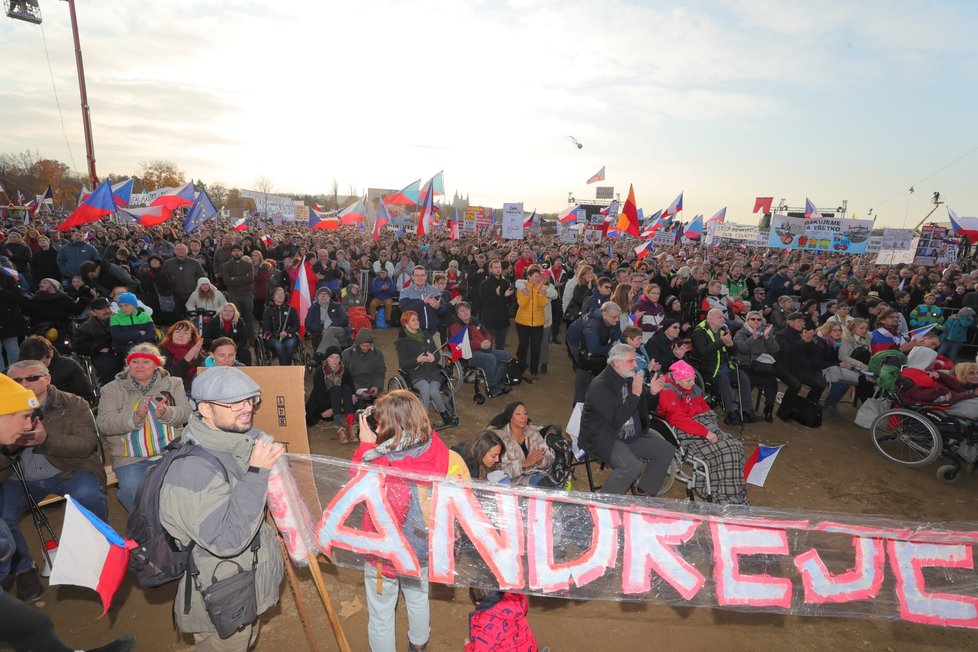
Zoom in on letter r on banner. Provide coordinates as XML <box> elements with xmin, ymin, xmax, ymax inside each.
<box><xmin>888</xmin><ymin>541</ymin><xmax>978</xmax><ymax>628</ymax></box>
<box><xmin>711</xmin><ymin>522</ymin><xmax>792</xmax><ymax>608</ymax></box>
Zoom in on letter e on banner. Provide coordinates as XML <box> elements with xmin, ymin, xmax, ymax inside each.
<box><xmin>315</xmin><ymin>470</ymin><xmax>420</xmax><ymax>576</ymax></box>
<box><xmin>526</xmin><ymin>497</ymin><xmax>619</xmax><ymax>592</ymax></box>
<box><xmin>888</xmin><ymin>541</ymin><xmax>978</xmax><ymax>628</ymax></box>
<box><xmin>795</xmin><ymin>537</ymin><xmax>885</xmax><ymax>604</ymax></box>
<box><xmin>622</xmin><ymin>511</ymin><xmax>704</xmax><ymax>600</ymax></box>
<box><xmin>429</xmin><ymin>483</ymin><xmax>524</xmax><ymax>590</ymax></box>
<box><xmin>711</xmin><ymin>521</ymin><xmax>792</xmax><ymax>608</ymax></box>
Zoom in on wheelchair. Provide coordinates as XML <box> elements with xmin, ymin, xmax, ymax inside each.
<box><xmin>870</xmin><ymin>377</ymin><xmax>978</xmax><ymax>483</ymax></box>
<box><xmin>71</xmin><ymin>354</ymin><xmax>102</xmax><ymax>405</ymax></box>
<box><xmin>254</xmin><ymin>333</ymin><xmax>312</xmax><ymax>369</ymax></box>
<box><xmin>386</xmin><ymin>367</ymin><xmax>459</xmax><ymax>430</ymax></box>
<box><xmin>437</xmin><ymin>350</ymin><xmax>494</xmax><ymax>404</ymax></box>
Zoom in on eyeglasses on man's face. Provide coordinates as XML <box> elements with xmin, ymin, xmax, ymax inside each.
<box><xmin>207</xmin><ymin>396</ymin><xmax>262</xmax><ymax>412</ymax></box>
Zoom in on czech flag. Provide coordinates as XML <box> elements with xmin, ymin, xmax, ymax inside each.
<box><xmin>586</xmin><ymin>165</ymin><xmax>605</xmax><ymax>185</ymax></box>
<box><xmin>58</xmin><ymin>179</ymin><xmax>116</xmax><ymax>231</ymax></box>
<box><xmin>2</xmin><ymin>265</ymin><xmax>21</xmax><ymax>281</ymax></box>
<box><xmin>662</xmin><ymin>192</ymin><xmax>683</xmax><ymax>220</ymax></box>
<box><xmin>447</xmin><ymin>327</ymin><xmax>472</xmax><ymax>361</ymax></box>
<box><xmin>417</xmin><ymin>178</ymin><xmax>435</xmax><ymax>237</ymax></box>
<box><xmin>634</xmin><ymin>240</ymin><xmax>654</xmax><ymax>260</ymax></box>
<box><xmin>706</xmin><ymin>207</ymin><xmax>726</xmax><ymax>225</ymax></box>
<box><xmin>120</xmin><ymin>205</ymin><xmax>173</xmax><ymax>227</ymax></box>
<box><xmin>684</xmin><ymin>214</ymin><xmax>704</xmax><ymax>240</ymax></box>
<box><xmin>523</xmin><ymin>209</ymin><xmax>536</xmax><ymax>229</ymax></box>
<box><xmin>150</xmin><ymin>182</ymin><xmax>196</xmax><ymax>210</ymax></box>
<box><xmin>232</xmin><ymin>217</ymin><xmax>248</xmax><ymax>231</ymax></box>
<box><xmin>291</xmin><ymin>260</ymin><xmax>314</xmax><ymax>339</ymax></box>
<box><xmin>385</xmin><ymin>179</ymin><xmax>420</xmax><ymax>206</ymax></box>
<box><xmin>338</xmin><ymin>198</ymin><xmax>367</xmax><ymax>226</ymax></box>
<box><xmin>908</xmin><ymin>323</ymin><xmax>937</xmax><ymax>340</ymax></box>
<box><xmin>599</xmin><ymin>199</ymin><xmax>619</xmax><ymax>216</ymax></box>
<box><xmin>418</xmin><ymin>170</ymin><xmax>444</xmax><ymax>203</ymax></box>
<box><xmin>744</xmin><ymin>445</ymin><xmax>783</xmax><ymax>487</ymax></box>
<box><xmin>111</xmin><ymin>178</ymin><xmax>134</xmax><ymax>206</ymax></box>
<box><xmin>40</xmin><ymin>185</ymin><xmax>54</xmax><ymax>205</ymax></box>
<box><xmin>49</xmin><ymin>495</ymin><xmax>136</xmax><ymax>615</ymax></box>
<box><xmin>804</xmin><ymin>197</ymin><xmax>822</xmax><ymax>219</ymax></box>
<box><xmin>309</xmin><ymin>207</ymin><xmax>338</xmax><ymax>230</ymax></box>
<box><xmin>948</xmin><ymin>207</ymin><xmax>978</xmax><ymax>245</ymax></box>
<box><xmin>373</xmin><ymin>197</ymin><xmax>390</xmax><ymax>241</ymax></box>
<box><xmin>557</xmin><ymin>204</ymin><xmax>580</xmax><ymax>223</ymax></box>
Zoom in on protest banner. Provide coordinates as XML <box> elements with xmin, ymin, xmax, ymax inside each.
<box><xmin>502</xmin><ymin>203</ymin><xmax>524</xmax><ymax>240</ymax></box>
<box><xmin>875</xmin><ymin>228</ymin><xmax>916</xmax><ymax>265</ymax></box>
<box><xmin>582</xmin><ymin>225</ymin><xmax>604</xmax><ymax>244</ymax></box>
<box><xmin>652</xmin><ymin>230</ymin><xmax>678</xmax><ymax>248</ymax></box>
<box><xmin>768</xmin><ymin>216</ymin><xmax>874</xmax><ymax>254</ymax></box>
<box><xmin>463</xmin><ymin>206</ymin><xmax>489</xmax><ymax>233</ymax></box>
<box><xmin>706</xmin><ymin>222</ymin><xmax>761</xmax><ymax>246</ymax></box>
<box><xmin>268</xmin><ymin>455</ymin><xmax>978</xmax><ymax>629</ymax></box>
<box><xmin>914</xmin><ymin>225</ymin><xmax>955</xmax><ymax>265</ymax></box>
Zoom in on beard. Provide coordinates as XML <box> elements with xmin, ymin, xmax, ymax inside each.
<box><xmin>213</xmin><ymin>410</ymin><xmax>252</xmax><ymax>434</ymax></box>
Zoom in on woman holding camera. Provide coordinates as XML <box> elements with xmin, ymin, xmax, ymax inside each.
<box><xmin>353</xmin><ymin>390</ymin><xmax>450</xmax><ymax>652</ymax></box>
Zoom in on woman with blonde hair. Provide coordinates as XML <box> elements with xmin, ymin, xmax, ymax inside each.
<box><xmin>203</xmin><ymin>301</ymin><xmax>251</xmax><ymax>364</ymax></box>
<box><xmin>954</xmin><ymin>362</ymin><xmax>978</xmax><ymax>390</ymax></box>
<box><xmin>353</xmin><ymin>390</ymin><xmax>450</xmax><ymax>652</ymax></box>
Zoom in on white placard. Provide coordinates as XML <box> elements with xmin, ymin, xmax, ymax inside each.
<box><xmin>501</xmin><ymin>202</ymin><xmax>524</xmax><ymax>240</ymax></box>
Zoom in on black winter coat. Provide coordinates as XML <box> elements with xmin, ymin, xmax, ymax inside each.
<box><xmin>0</xmin><ymin>272</ymin><xmax>27</xmax><ymax>339</ymax></box>
<box><xmin>579</xmin><ymin>365</ymin><xmax>653</xmax><ymax>463</ymax></box>
<box><xmin>479</xmin><ymin>275</ymin><xmax>512</xmax><ymax>328</ymax></box>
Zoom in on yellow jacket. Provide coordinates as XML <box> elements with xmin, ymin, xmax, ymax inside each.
<box><xmin>515</xmin><ymin>281</ymin><xmax>555</xmax><ymax>327</ymax></box>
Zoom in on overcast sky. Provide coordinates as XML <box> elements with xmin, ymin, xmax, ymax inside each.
<box><xmin>1</xmin><ymin>0</ymin><xmax>976</xmax><ymax>226</ymax></box>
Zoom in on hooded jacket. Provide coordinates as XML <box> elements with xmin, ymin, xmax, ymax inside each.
<box><xmin>341</xmin><ymin>329</ymin><xmax>386</xmax><ymax>390</ymax></box>
<box><xmin>465</xmin><ymin>592</ymin><xmax>537</xmax><ymax>652</ymax></box>
<box><xmin>185</xmin><ymin>277</ymin><xmax>228</xmax><ymax>312</ymax></box>
<box><xmin>159</xmin><ymin>416</ymin><xmax>284</xmax><ymax>633</ymax></box>
<box><xmin>657</xmin><ymin>377</ymin><xmax>712</xmax><ymax>438</ymax></box>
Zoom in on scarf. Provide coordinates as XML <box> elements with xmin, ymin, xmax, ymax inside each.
<box><xmin>361</xmin><ymin>430</ymin><xmax>431</xmax><ymax>462</ymax></box>
<box><xmin>322</xmin><ymin>361</ymin><xmax>344</xmax><ymax>388</ymax></box>
<box><xmin>405</xmin><ymin>328</ymin><xmax>425</xmax><ymax>343</ymax></box>
<box><xmin>166</xmin><ymin>341</ymin><xmax>199</xmax><ymax>379</ymax></box>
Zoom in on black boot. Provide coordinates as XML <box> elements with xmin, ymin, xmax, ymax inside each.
<box><xmin>724</xmin><ymin>412</ymin><xmax>742</xmax><ymax>426</ymax></box>
<box><xmin>764</xmin><ymin>406</ymin><xmax>774</xmax><ymax>423</ymax></box>
<box><xmin>742</xmin><ymin>412</ymin><xmax>761</xmax><ymax>423</ymax></box>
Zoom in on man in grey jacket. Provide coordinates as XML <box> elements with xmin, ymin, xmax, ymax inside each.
<box><xmin>163</xmin><ymin>244</ymin><xmax>206</xmax><ymax>317</ymax></box>
<box><xmin>222</xmin><ymin>244</ymin><xmax>256</xmax><ymax>340</ymax></box>
<box><xmin>160</xmin><ymin>367</ymin><xmax>285</xmax><ymax>651</ymax></box>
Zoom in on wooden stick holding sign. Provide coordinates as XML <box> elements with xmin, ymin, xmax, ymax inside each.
<box><xmin>275</xmin><ymin>530</ymin><xmax>319</xmax><ymax>652</ymax></box>
<box><xmin>307</xmin><ymin>552</ymin><xmax>352</xmax><ymax>652</ymax></box>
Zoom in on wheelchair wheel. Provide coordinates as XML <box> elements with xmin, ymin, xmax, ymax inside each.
<box><xmin>473</xmin><ymin>393</ymin><xmax>486</xmax><ymax>405</ymax></box>
<box><xmin>871</xmin><ymin>409</ymin><xmax>942</xmax><ymax>467</ymax></box>
<box><xmin>387</xmin><ymin>375</ymin><xmax>407</xmax><ymax>392</ymax></box>
<box><xmin>443</xmin><ymin>359</ymin><xmax>463</xmax><ymax>395</ymax></box>
<box><xmin>936</xmin><ymin>464</ymin><xmax>961</xmax><ymax>483</ymax></box>
<box><xmin>254</xmin><ymin>337</ymin><xmax>272</xmax><ymax>366</ymax></box>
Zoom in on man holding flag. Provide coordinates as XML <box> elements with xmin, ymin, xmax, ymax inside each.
<box><xmin>0</xmin><ymin>372</ymin><xmax>135</xmax><ymax>652</ymax></box>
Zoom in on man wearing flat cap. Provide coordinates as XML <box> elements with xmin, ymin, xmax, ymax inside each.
<box><xmin>159</xmin><ymin>367</ymin><xmax>285</xmax><ymax>651</ymax></box>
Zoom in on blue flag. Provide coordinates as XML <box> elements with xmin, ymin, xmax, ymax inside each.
<box><xmin>183</xmin><ymin>190</ymin><xmax>218</xmax><ymax>234</ymax></box>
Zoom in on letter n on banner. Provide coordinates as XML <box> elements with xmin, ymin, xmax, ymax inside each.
<box><xmin>888</xmin><ymin>541</ymin><xmax>978</xmax><ymax>628</ymax></box>
<box><xmin>711</xmin><ymin>522</ymin><xmax>792</xmax><ymax>608</ymax></box>
<box><xmin>526</xmin><ymin>498</ymin><xmax>619</xmax><ymax>592</ymax></box>
<box><xmin>429</xmin><ymin>483</ymin><xmax>524</xmax><ymax>590</ymax></box>
<box><xmin>315</xmin><ymin>470</ymin><xmax>420</xmax><ymax>576</ymax></box>
<box><xmin>795</xmin><ymin>537</ymin><xmax>884</xmax><ymax>604</ymax></box>
<box><xmin>621</xmin><ymin>511</ymin><xmax>704</xmax><ymax>599</ymax></box>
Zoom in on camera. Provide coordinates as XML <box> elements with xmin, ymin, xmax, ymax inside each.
<box><xmin>356</xmin><ymin>405</ymin><xmax>378</xmax><ymax>432</ymax></box>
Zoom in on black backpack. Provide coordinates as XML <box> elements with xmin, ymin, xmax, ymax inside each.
<box><xmin>125</xmin><ymin>440</ymin><xmax>227</xmax><ymax>589</ymax></box>
<box><xmin>791</xmin><ymin>397</ymin><xmax>823</xmax><ymax>428</ymax></box>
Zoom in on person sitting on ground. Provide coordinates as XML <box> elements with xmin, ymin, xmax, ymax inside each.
<box><xmin>464</xmin><ymin>586</ymin><xmax>540</xmax><ymax>652</ymax></box>
<box><xmin>160</xmin><ymin>320</ymin><xmax>206</xmax><ymax>392</ymax></box>
<box><xmin>486</xmin><ymin>401</ymin><xmax>556</xmax><ymax>487</ymax></box>
<box><xmin>395</xmin><ymin>310</ymin><xmax>456</xmax><ymax>426</ymax></box>
<box><xmin>656</xmin><ymin>359</ymin><xmax>749</xmax><ymax>505</ymax></box>
<box><xmin>202</xmin><ymin>301</ymin><xmax>252</xmax><ymax>365</ymax></box>
<box><xmin>0</xmin><ymin>371</ymin><xmax>136</xmax><ymax>652</ymax></box>
<box><xmin>184</xmin><ymin>276</ymin><xmax>227</xmax><ymax>314</ymax></box>
<box><xmin>95</xmin><ymin>343</ymin><xmax>192</xmax><ymax>511</ymax></box>
<box><xmin>579</xmin><ymin>343</ymin><xmax>675</xmax><ymax>495</ymax></box>
<box><xmin>457</xmin><ymin>430</ymin><xmax>509</xmax><ymax>483</ymax></box>
<box><xmin>306</xmin><ymin>346</ymin><xmax>357</xmax><ymax>443</ymax></box>
<box><xmin>261</xmin><ymin>286</ymin><xmax>300</xmax><ymax>366</ymax></box>
<box><xmin>202</xmin><ymin>336</ymin><xmax>244</xmax><ymax>367</ymax></box>
<box><xmin>0</xmin><ymin>360</ymin><xmax>107</xmax><ymax>604</ymax></box>
<box><xmin>109</xmin><ymin>291</ymin><xmax>157</xmax><ymax>357</ymax></box>
<box><xmin>18</xmin><ymin>335</ymin><xmax>96</xmax><ymax>406</ymax></box>
<box><xmin>691</xmin><ymin>308</ymin><xmax>757</xmax><ymax>425</ymax></box>
<box><xmin>449</xmin><ymin>302</ymin><xmax>512</xmax><ymax>397</ymax></box>
<box><xmin>342</xmin><ymin>328</ymin><xmax>387</xmax><ymax>404</ymax></box>
<box><xmin>306</xmin><ymin>286</ymin><xmax>351</xmax><ymax>354</ymax></box>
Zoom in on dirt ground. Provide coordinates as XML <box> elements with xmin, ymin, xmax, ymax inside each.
<box><xmin>8</xmin><ymin>327</ymin><xmax>977</xmax><ymax>652</ymax></box>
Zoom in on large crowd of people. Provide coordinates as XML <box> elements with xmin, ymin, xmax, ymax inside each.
<box><xmin>2</xmin><ymin>209</ymin><xmax>978</xmax><ymax>651</ymax></box>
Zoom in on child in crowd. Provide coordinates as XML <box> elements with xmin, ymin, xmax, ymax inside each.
<box><xmin>465</xmin><ymin>586</ymin><xmax>543</xmax><ymax>652</ymax></box>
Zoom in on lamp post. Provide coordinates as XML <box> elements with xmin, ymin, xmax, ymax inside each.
<box><xmin>5</xmin><ymin>0</ymin><xmax>98</xmax><ymax>186</ymax></box>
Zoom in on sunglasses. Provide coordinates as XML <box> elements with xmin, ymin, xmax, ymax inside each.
<box><xmin>11</xmin><ymin>374</ymin><xmax>47</xmax><ymax>384</ymax></box>
<box><xmin>747</xmin><ymin>317</ymin><xmax>762</xmax><ymax>321</ymax></box>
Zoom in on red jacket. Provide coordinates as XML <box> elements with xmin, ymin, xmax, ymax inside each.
<box><xmin>514</xmin><ymin>255</ymin><xmax>535</xmax><ymax>280</ymax></box>
<box><xmin>449</xmin><ymin>319</ymin><xmax>492</xmax><ymax>351</ymax></box>
<box><xmin>352</xmin><ymin>432</ymin><xmax>449</xmax><ymax>576</ymax></box>
<box><xmin>465</xmin><ymin>592</ymin><xmax>538</xmax><ymax>652</ymax></box>
<box><xmin>657</xmin><ymin>380</ymin><xmax>712</xmax><ymax>438</ymax></box>
<box><xmin>898</xmin><ymin>368</ymin><xmax>973</xmax><ymax>405</ymax></box>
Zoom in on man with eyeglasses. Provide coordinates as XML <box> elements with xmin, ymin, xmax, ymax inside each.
<box><xmin>0</xmin><ymin>360</ymin><xmax>107</xmax><ymax>603</ymax></box>
<box><xmin>158</xmin><ymin>367</ymin><xmax>285</xmax><ymax>651</ymax></box>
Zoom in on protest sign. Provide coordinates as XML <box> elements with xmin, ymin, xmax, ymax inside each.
<box><xmin>269</xmin><ymin>455</ymin><xmax>978</xmax><ymax>629</ymax></box>
<box><xmin>875</xmin><ymin>229</ymin><xmax>916</xmax><ymax>265</ymax></box>
<box><xmin>707</xmin><ymin>222</ymin><xmax>761</xmax><ymax>246</ymax></box>
<box><xmin>502</xmin><ymin>203</ymin><xmax>524</xmax><ymax>240</ymax></box>
<box><xmin>583</xmin><ymin>225</ymin><xmax>604</xmax><ymax>244</ymax></box>
<box><xmin>914</xmin><ymin>225</ymin><xmax>955</xmax><ymax>265</ymax></box>
<box><xmin>768</xmin><ymin>216</ymin><xmax>874</xmax><ymax>254</ymax></box>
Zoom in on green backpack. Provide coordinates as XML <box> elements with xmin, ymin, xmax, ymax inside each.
<box><xmin>868</xmin><ymin>350</ymin><xmax>907</xmax><ymax>377</ymax></box>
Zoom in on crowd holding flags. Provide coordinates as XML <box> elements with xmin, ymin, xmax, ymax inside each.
<box><xmin>57</xmin><ymin>179</ymin><xmax>116</xmax><ymax>230</ymax></box>
<box><xmin>183</xmin><ymin>189</ymin><xmax>218</xmax><ymax>233</ymax></box>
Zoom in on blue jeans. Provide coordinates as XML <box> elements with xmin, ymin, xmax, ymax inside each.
<box><xmin>1</xmin><ymin>471</ymin><xmax>106</xmax><ymax>574</ymax></box>
<box><xmin>469</xmin><ymin>348</ymin><xmax>512</xmax><ymax>388</ymax></box>
<box><xmin>822</xmin><ymin>374</ymin><xmax>852</xmax><ymax>408</ymax></box>
<box><xmin>114</xmin><ymin>459</ymin><xmax>156</xmax><ymax>512</ymax></box>
<box><xmin>267</xmin><ymin>335</ymin><xmax>298</xmax><ymax>366</ymax></box>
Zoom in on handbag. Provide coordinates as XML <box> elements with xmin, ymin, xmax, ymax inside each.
<box><xmin>750</xmin><ymin>353</ymin><xmax>777</xmax><ymax>376</ymax></box>
<box><xmin>194</xmin><ymin>536</ymin><xmax>260</xmax><ymax>639</ymax></box>
<box><xmin>791</xmin><ymin>397</ymin><xmax>822</xmax><ymax>428</ymax></box>
<box><xmin>855</xmin><ymin>397</ymin><xmax>892</xmax><ymax>429</ymax></box>
<box><xmin>577</xmin><ymin>350</ymin><xmax>608</xmax><ymax>374</ymax></box>
<box><xmin>158</xmin><ymin>292</ymin><xmax>176</xmax><ymax>313</ymax></box>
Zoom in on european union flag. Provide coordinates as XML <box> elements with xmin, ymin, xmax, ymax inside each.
<box><xmin>183</xmin><ymin>190</ymin><xmax>218</xmax><ymax>234</ymax></box>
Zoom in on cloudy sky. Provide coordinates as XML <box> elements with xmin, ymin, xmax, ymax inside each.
<box><xmin>1</xmin><ymin>0</ymin><xmax>976</xmax><ymax>226</ymax></box>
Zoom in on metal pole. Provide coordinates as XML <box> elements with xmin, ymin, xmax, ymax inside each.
<box><xmin>67</xmin><ymin>0</ymin><xmax>98</xmax><ymax>186</ymax></box>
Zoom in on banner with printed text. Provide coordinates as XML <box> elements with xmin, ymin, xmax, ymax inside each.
<box><xmin>706</xmin><ymin>222</ymin><xmax>761</xmax><ymax>246</ymax></box>
<box><xmin>502</xmin><ymin>203</ymin><xmax>525</xmax><ymax>240</ymax></box>
<box><xmin>768</xmin><ymin>216</ymin><xmax>874</xmax><ymax>254</ymax></box>
<box><xmin>914</xmin><ymin>225</ymin><xmax>955</xmax><ymax>266</ymax></box>
<box><xmin>268</xmin><ymin>454</ymin><xmax>978</xmax><ymax>629</ymax></box>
